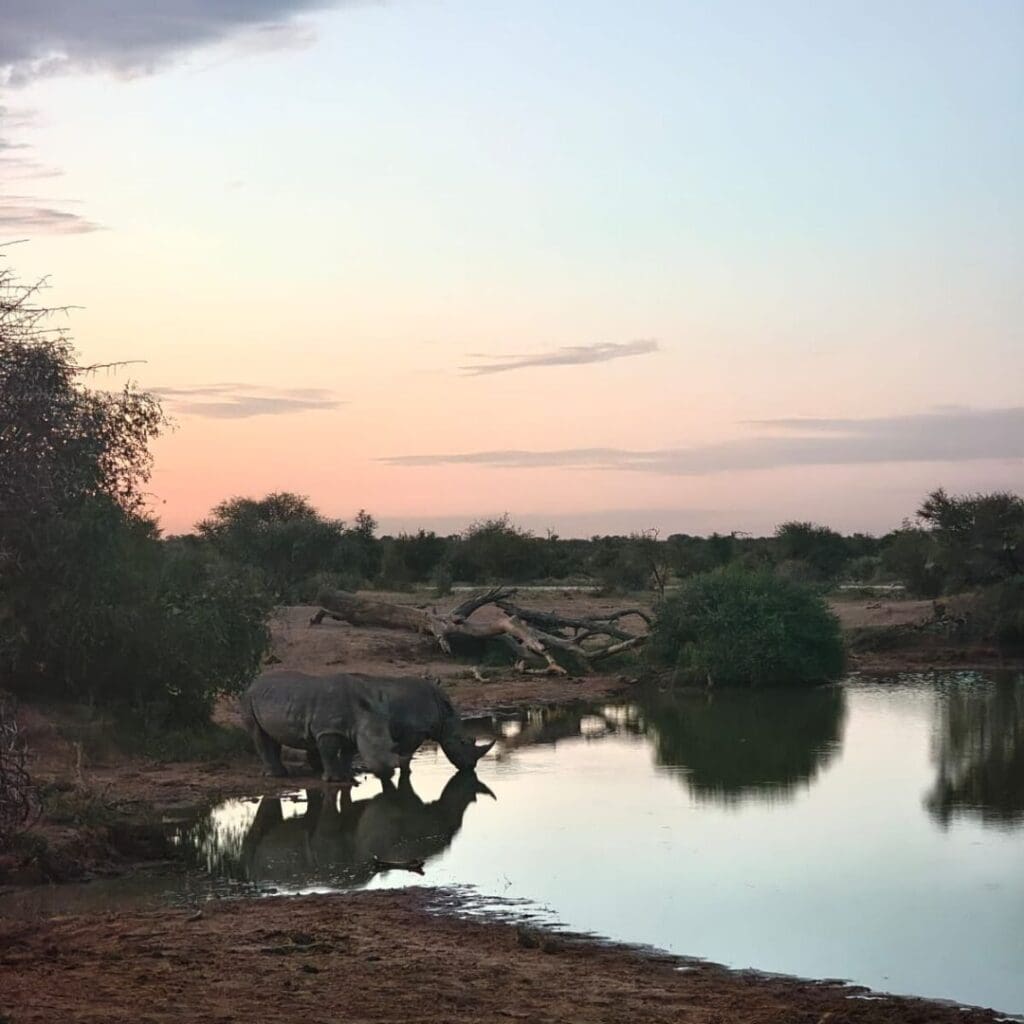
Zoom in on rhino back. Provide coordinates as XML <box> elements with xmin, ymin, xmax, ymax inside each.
<box><xmin>357</xmin><ymin>676</ymin><xmax>452</xmax><ymax>738</ymax></box>
<box><xmin>247</xmin><ymin>671</ymin><xmax>361</xmax><ymax>747</ymax></box>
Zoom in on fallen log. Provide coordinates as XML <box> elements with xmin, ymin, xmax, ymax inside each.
<box><xmin>310</xmin><ymin>587</ymin><xmax>648</xmax><ymax>675</ymax></box>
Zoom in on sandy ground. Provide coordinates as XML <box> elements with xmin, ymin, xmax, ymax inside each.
<box><xmin>0</xmin><ymin>890</ymin><xmax>1008</xmax><ymax>1024</ymax></box>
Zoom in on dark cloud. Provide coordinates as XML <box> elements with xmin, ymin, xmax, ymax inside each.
<box><xmin>151</xmin><ymin>382</ymin><xmax>344</xmax><ymax>419</ymax></box>
<box><xmin>0</xmin><ymin>195</ymin><xmax>100</xmax><ymax>234</ymax></box>
<box><xmin>461</xmin><ymin>339</ymin><xmax>659</xmax><ymax>376</ymax></box>
<box><xmin>380</xmin><ymin>407</ymin><xmax>1024</xmax><ymax>474</ymax></box>
<box><xmin>0</xmin><ymin>1</ymin><xmax>347</xmax><ymax>85</ymax></box>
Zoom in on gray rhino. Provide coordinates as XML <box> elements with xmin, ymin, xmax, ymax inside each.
<box><xmin>241</xmin><ymin>671</ymin><xmax>400</xmax><ymax>784</ymax></box>
<box><xmin>350</xmin><ymin>675</ymin><xmax>495</xmax><ymax>773</ymax></box>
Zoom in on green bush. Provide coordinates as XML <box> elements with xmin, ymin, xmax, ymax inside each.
<box><xmin>972</xmin><ymin>577</ymin><xmax>1024</xmax><ymax>645</ymax></box>
<box><xmin>588</xmin><ymin>536</ymin><xmax>653</xmax><ymax>594</ymax></box>
<box><xmin>647</xmin><ymin>566</ymin><xmax>845</xmax><ymax>687</ymax></box>
<box><xmin>432</xmin><ymin>564</ymin><xmax>454</xmax><ymax>597</ymax></box>
<box><xmin>880</xmin><ymin>528</ymin><xmax>944</xmax><ymax>597</ymax></box>
<box><xmin>774</xmin><ymin>521</ymin><xmax>850</xmax><ymax>580</ymax></box>
<box><xmin>843</xmin><ymin>554</ymin><xmax>882</xmax><ymax>583</ymax></box>
<box><xmin>448</xmin><ymin>516</ymin><xmax>544</xmax><ymax>583</ymax></box>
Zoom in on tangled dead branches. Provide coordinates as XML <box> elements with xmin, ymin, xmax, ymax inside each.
<box><xmin>310</xmin><ymin>587</ymin><xmax>650</xmax><ymax>676</ymax></box>
<box><xmin>0</xmin><ymin>698</ymin><xmax>37</xmax><ymax>848</ymax></box>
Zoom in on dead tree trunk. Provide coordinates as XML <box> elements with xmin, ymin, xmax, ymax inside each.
<box><xmin>310</xmin><ymin>587</ymin><xmax>649</xmax><ymax>676</ymax></box>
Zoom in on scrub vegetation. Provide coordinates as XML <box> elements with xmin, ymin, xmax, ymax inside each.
<box><xmin>0</xmin><ymin>257</ymin><xmax>1021</xmax><ymax>791</ymax></box>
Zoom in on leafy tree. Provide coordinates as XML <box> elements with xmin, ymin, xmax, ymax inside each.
<box><xmin>774</xmin><ymin>521</ymin><xmax>850</xmax><ymax>580</ymax></box>
<box><xmin>448</xmin><ymin>515</ymin><xmax>543</xmax><ymax>583</ymax></box>
<box><xmin>197</xmin><ymin>493</ymin><xmax>375</xmax><ymax>599</ymax></box>
<box><xmin>349</xmin><ymin>508</ymin><xmax>382</xmax><ymax>580</ymax></box>
<box><xmin>879</xmin><ymin>527</ymin><xmax>943</xmax><ymax>596</ymax></box>
<box><xmin>916</xmin><ymin>488</ymin><xmax>1024</xmax><ymax>589</ymax></box>
<box><xmin>647</xmin><ymin>565</ymin><xmax>845</xmax><ymax>687</ymax></box>
<box><xmin>0</xmin><ymin>264</ymin><xmax>270</xmax><ymax>724</ymax></box>
<box><xmin>666</xmin><ymin>534</ymin><xmax>720</xmax><ymax>577</ymax></box>
<box><xmin>380</xmin><ymin>530</ymin><xmax>447</xmax><ymax>585</ymax></box>
<box><xmin>588</xmin><ymin>535</ymin><xmax>657</xmax><ymax>594</ymax></box>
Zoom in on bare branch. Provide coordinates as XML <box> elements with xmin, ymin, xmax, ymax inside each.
<box><xmin>311</xmin><ymin>588</ymin><xmax>648</xmax><ymax>675</ymax></box>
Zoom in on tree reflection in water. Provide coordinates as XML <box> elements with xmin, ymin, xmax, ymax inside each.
<box><xmin>636</xmin><ymin>686</ymin><xmax>847</xmax><ymax>805</ymax></box>
<box><xmin>927</xmin><ymin>673</ymin><xmax>1024</xmax><ymax>828</ymax></box>
<box><xmin>472</xmin><ymin>687</ymin><xmax>846</xmax><ymax>806</ymax></box>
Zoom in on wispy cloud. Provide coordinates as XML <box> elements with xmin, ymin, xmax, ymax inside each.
<box><xmin>461</xmin><ymin>339</ymin><xmax>659</xmax><ymax>376</ymax></box>
<box><xmin>380</xmin><ymin>407</ymin><xmax>1024</xmax><ymax>474</ymax></box>
<box><xmin>0</xmin><ymin>2</ymin><xmax>349</xmax><ymax>85</ymax></box>
<box><xmin>0</xmin><ymin>106</ymin><xmax>95</xmax><ymax>235</ymax></box>
<box><xmin>152</xmin><ymin>382</ymin><xmax>345</xmax><ymax>419</ymax></box>
<box><xmin>0</xmin><ymin>195</ymin><xmax>101</xmax><ymax>235</ymax></box>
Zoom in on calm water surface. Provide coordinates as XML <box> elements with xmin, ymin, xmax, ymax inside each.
<box><xmin>7</xmin><ymin>672</ymin><xmax>1024</xmax><ymax>1015</ymax></box>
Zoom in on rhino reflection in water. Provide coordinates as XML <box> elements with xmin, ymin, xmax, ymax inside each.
<box><xmin>234</xmin><ymin>772</ymin><xmax>494</xmax><ymax>887</ymax></box>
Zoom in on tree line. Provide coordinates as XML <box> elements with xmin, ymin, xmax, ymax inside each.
<box><xmin>180</xmin><ymin>488</ymin><xmax>1024</xmax><ymax>606</ymax></box>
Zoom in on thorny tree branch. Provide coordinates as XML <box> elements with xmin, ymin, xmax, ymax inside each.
<box><xmin>0</xmin><ymin>699</ymin><xmax>38</xmax><ymax>848</ymax></box>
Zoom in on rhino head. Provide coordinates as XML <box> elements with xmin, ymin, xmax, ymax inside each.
<box><xmin>440</xmin><ymin>733</ymin><xmax>496</xmax><ymax>772</ymax></box>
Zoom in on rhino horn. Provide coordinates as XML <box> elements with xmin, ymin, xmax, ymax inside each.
<box><xmin>472</xmin><ymin>738</ymin><xmax>496</xmax><ymax>763</ymax></box>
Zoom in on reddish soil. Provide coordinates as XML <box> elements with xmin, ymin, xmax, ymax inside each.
<box><xmin>0</xmin><ymin>890</ymin><xmax>1008</xmax><ymax>1024</ymax></box>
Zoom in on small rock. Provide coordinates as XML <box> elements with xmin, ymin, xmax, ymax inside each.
<box><xmin>300</xmin><ymin>964</ymin><xmax>320</xmax><ymax>974</ymax></box>
<box><xmin>187</xmin><ymin>911</ymin><xmax>203</xmax><ymax>922</ymax></box>
<box><xmin>515</xmin><ymin>926</ymin><xmax>540</xmax><ymax>949</ymax></box>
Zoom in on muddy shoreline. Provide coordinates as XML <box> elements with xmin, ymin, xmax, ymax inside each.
<box><xmin>0</xmin><ymin>889</ymin><xmax>1015</xmax><ymax>1024</ymax></box>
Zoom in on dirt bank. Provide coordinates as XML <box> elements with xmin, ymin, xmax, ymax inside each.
<box><xmin>0</xmin><ymin>889</ymin><xmax>1008</xmax><ymax>1024</ymax></box>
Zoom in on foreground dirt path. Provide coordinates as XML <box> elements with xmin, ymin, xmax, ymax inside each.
<box><xmin>0</xmin><ymin>891</ymin><xmax>1006</xmax><ymax>1024</ymax></box>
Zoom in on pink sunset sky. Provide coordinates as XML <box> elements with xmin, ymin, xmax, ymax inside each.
<box><xmin>2</xmin><ymin>1</ymin><xmax>1021</xmax><ymax>537</ymax></box>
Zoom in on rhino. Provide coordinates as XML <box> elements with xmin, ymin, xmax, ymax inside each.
<box><xmin>241</xmin><ymin>670</ymin><xmax>400</xmax><ymax>784</ymax></box>
<box><xmin>349</xmin><ymin>674</ymin><xmax>495</xmax><ymax>773</ymax></box>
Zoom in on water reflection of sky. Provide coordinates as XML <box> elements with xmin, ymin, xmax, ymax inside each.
<box><xmin>5</xmin><ymin>674</ymin><xmax>1022</xmax><ymax>1016</ymax></box>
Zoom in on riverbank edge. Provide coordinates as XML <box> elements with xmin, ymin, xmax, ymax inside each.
<box><xmin>0</xmin><ymin>888</ymin><xmax>1015</xmax><ymax>1024</ymax></box>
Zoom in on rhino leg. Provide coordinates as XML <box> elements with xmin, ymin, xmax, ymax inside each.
<box><xmin>398</xmin><ymin>755</ymin><xmax>413</xmax><ymax>776</ymax></box>
<box><xmin>307</xmin><ymin>747</ymin><xmax>324</xmax><ymax>776</ymax></box>
<box><xmin>315</xmin><ymin>733</ymin><xmax>358</xmax><ymax>785</ymax></box>
<box><xmin>252</xmin><ymin>724</ymin><xmax>288</xmax><ymax>778</ymax></box>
